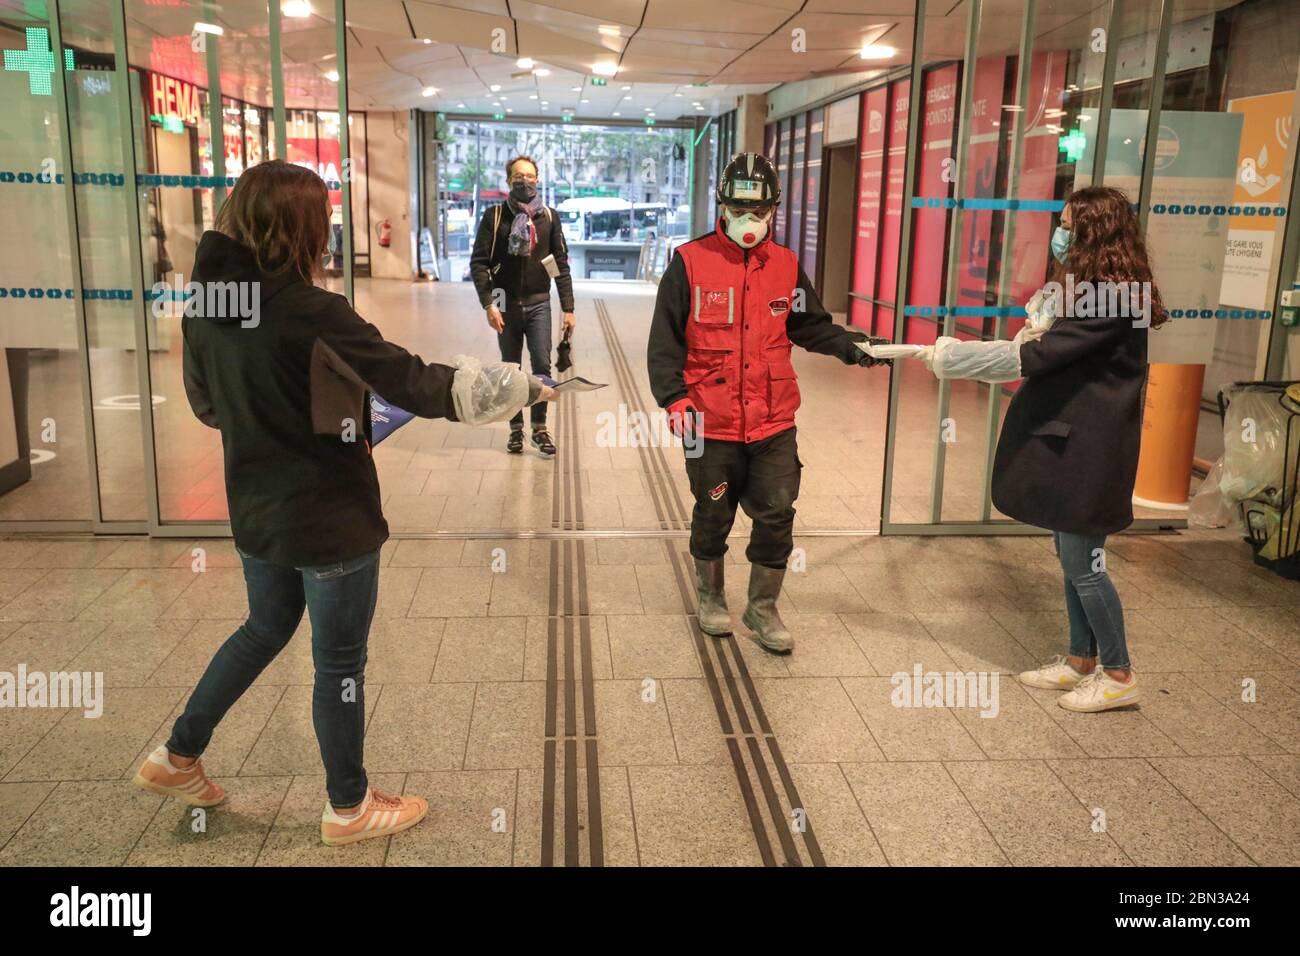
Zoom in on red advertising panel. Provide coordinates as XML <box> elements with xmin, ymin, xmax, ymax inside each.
<box><xmin>955</xmin><ymin>55</ymin><xmax>1009</xmax><ymax>326</ymax></box>
<box><xmin>904</xmin><ymin>63</ymin><xmax>958</xmax><ymax>345</ymax></box>
<box><xmin>787</xmin><ymin>113</ymin><xmax>807</xmax><ymax>265</ymax></box>
<box><xmin>774</xmin><ymin>118</ymin><xmax>790</xmax><ymax>245</ymax></box>
<box><xmin>850</xmin><ymin>89</ymin><xmax>887</xmax><ymax>331</ymax></box>
<box><xmin>1006</xmin><ymin>50</ymin><xmax>1067</xmax><ymax>316</ymax></box>
<box><xmin>802</xmin><ymin>109</ymin><xmax>824</xmax><ymax>280</ymax></box>
<box><xmin>287</xmin><ymin>137</ymin><xmax>343</xmax><ymax>206</ymax></box>
<box><xmin>876</xmin><ymin>79</ymin><xmax>910</xmax><ymax>339</ymax></box>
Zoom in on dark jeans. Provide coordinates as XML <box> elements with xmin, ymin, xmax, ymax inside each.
<box><xmin>497</xmin><ymin>298</ymin><xmax>552</xmax><ymax>429</ymax></box>
<box><xmin>685</xmin><ymin>426</ymin><xmax>802</xmax><ymax>569</ymax></box>
<box><xmin>167</xmin><ymin>547</ymin><xmax>380</xmax><ymax>808</ymax></box>
<box><xmin>1053</xmin><ymin>531</ymin><xmax>1131</xmax><ymax>669</ymax></box>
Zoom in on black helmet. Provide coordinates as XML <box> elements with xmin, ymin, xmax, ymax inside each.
<box><xmin>717</xmin><ymin>152</ymin><xmax>780</xmax><ymax>210</ymax></box>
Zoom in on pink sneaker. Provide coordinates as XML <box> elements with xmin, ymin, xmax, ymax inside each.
<box><xmin>321</xmin><ymin>788</ymin><xmax>428</xmax><ymax>846</ymax></box>
<box><xmin>132</xmin><ymin>745</ymin><xmax>226</xmax><ymax>807</ymax></box>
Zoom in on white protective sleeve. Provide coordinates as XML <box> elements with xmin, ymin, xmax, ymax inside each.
<box><xmin>930</xmin><ymin>335</ymin><xmax>1024</xmax><ymax>383</ymax></box>
<box><xmin>450</xmin><ymin>354</ymin><xmax>531</xmax><ymax>426</ymax></box>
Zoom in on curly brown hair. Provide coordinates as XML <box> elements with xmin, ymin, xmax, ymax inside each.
<box><xmin>1051</xmin><ymin>185</ymin><xmax>1167</xmax><ymax>328</ymax></box>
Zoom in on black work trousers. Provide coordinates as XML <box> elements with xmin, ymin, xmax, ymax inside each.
<box><xmin>684</xmin><ymin>426</ymin><xmax>802</xmax><ymax>570</ymax></box>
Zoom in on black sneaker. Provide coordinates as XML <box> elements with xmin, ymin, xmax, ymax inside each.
<box><xmin>531</xmin><ymin>428</ymin><xmax>556</xmax><ymax>458</ymax></box>
<box><xmin>506</xmin><ymin>428</ymin><xmax>524</xmax><ymax>454</ymax></box>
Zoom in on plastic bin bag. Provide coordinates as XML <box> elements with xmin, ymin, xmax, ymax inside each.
<box><xmin>1188</xmin><ymin>459</ymin><xmax>1237</xmax><ymax>529</ymax></box>
<box><xmin>1219</xmin><ymin>384</ymin><xmax>1289</xmax><ymax>505</ymax></box>
<box><xmin>450</xmin><ymin>354</ymin><xmax>530</xmax><ymax>426</ymax></box>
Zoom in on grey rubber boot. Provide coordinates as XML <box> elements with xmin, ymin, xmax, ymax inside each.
<box><xmin>693</xmin><ymin>557</ymin><xmax>732</xmax><ymax>636</ymax></box>
<box><xmin>741</xmin><ymin>563</ymin><xmax>794</xmax><ymax>653</ymax></box>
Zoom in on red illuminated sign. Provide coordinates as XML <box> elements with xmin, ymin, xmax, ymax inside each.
<box><xmin>150</xmin><ymin>72</ymin><xmax>201</xmax><ymax>126</ymax></box>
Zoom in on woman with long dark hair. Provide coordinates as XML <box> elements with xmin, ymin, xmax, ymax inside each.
<box><xmin>132</xmin><ymin>160</ymin><xmax>550</xmax><ymax>844</ymax></box>
<box><xmin>918</xmin><ymin>186</ymin><xmax>1166</xmax><ymax>712</ymax></box>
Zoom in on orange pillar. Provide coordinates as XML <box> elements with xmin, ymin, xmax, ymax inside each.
<box><xmin>1133</xmin><ymin>363</ymin><xmax>1206</xmax><ymax>509</ymax></box>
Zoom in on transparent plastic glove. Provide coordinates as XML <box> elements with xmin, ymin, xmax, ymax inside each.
<box><xmin>930</xmin><ymin>335</ymin><xmax>1023</xmax><ymax>383</ymax></box>
<box><xmin>1024</xmin><ymin>287</ymin><xmax>1059</xmax><ymax>334</ymax></box>
<box><xmin>450</xmin><ymin>354</ymin><xmax>530</xmax><ymax>426</ymax></box>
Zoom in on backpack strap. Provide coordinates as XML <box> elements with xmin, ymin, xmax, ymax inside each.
<box><xmin>489</xmin><ymin>204</ymin><xmax>502</xmax><ymax>274</ymax></box>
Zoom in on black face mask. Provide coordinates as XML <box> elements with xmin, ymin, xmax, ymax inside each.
<box><xmin>510</xmin><ymin>181</ymin><xmax>538</xmax><ymax>202</ymax></box>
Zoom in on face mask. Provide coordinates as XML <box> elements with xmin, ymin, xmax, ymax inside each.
<box><xmin>723</xmin><ymin>207</ymin><xmax>769</xmax><ymax>248</ymax></box>
<box><xmin>1051</xmin><ymin>226</ymin><xmax>1072</xmax><ymax>264</ymax></box>
<box><xmin>510</xmin><ymin>180</ymin><xmax>538</xmax><ymax>202</ymax></box>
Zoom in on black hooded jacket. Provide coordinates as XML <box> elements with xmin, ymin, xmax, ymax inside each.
<box><xmin>184</xmin><ymin>230</ymin><xmax>458</xmax><ymax>567</ymax></box>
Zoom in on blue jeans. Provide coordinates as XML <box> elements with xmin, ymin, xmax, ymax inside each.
<box><xmin>167</xmin><ymin>547</ymin><xmax>381</xmax><ymax>807</ymax></box>
<box><xmin>1053</xmin><ymin>531</ymin><xmax>1130</xmax><ymax>669</ymax></box>
<box><xmin>497</xmin><ymin>298</ymin><xmax>552</xmax><ymax>429</ymax></box>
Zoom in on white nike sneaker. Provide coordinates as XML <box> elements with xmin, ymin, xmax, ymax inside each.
<box><xmin>1058</xmin><ymin>669</ymin><xmax>1141</xmax><ymax>713</ymax></box>
<box><xmin>1017</xmin><ymin>655</ymin><xmax>1092</xmax><ymax>691</ymax></box>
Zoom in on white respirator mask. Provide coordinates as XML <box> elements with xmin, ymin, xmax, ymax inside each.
<box><xmin>723</xmin><ymin>207</ymin><xmax>770</xmax><ymax>249</ymax></box>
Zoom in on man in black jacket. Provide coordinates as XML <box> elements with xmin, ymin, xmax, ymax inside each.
<box><xmin>470</xmin><ymin>154</ymin><xmax>575</xmax><ymax>457</ymax></box>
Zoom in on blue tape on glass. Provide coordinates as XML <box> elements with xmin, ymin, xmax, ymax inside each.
<box><xmin>0</xmin><ymin>286</ymin><xmax>135</xmax><ymax>300</ymax></box>
<box><xmin>905</xmin><ymin>304</ymin><xmax>1272</xmax><ymax>320</ymax></box>
<box><xmin>910</xmin><ymin>196</ymin><xmax>1286</xmax><ymax>217</ymax></box>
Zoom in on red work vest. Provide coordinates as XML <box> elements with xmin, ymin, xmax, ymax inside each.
<box><xmin>675</xmin><ymin>220</ymin><xmax>800</xmax><ymax>443</ymax></box>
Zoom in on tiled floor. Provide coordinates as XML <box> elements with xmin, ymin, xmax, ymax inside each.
<box><xmin>1</xmin><ymin>529</ymin><xmax>1297</xmax><ymax>866</ymax></box>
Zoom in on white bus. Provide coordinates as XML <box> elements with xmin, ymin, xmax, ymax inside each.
<box><xmin>557</xmin><ymin>197</ymin><xmax>632</xmax><ymax>242</ymax></box>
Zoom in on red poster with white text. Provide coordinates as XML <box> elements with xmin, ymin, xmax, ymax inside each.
<box><xmin>904</xmin><ymin>64</ymin><xmax>959</xmax><ymax>345</ymax></box>
<box><xmin>850</xmin><ymin>90</ymin><xmax>886</xmax><ymax>331</ymax></box>
<box><xmin>955</xmin><ymin>55</ymin><xmax>1009</xmax><ymax>331</ymax></box>
<box><xmin>876</xmin><ymin>79</ymin><xmax>910</xmax><ymax>340</ymax></box>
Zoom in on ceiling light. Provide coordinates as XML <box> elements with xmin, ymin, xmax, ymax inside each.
<box><xmin>620</xmin><ymin>84</ymin><xmax>631</xmax><ymax>91</ymax></box>
<box><xmin>489</xmin><ymin>84</ymin><xmax>501</xmax><ymax>92</ymax></box>
<box><xmin>325</xmin><ymin>69</ymin><xmax>339</xmax><ymax>82</ymax></box>
<box><xmin>540</xmin><ymin>100</ymin><xmax>549</xmax><ymax>106</ymax></box>
<box><xmin>516</xmin><ymin>57</ymin><xmax>534</xmax><ymax>69</ymax></box>
<box><xmin>281</xmin><ymin>0</ymin><xmax>313</xmax><ymax>17</ymax></box>
<box><xmin>598</xmin><ymin>25</ymin><xmax>621</xmax><ymax>37</ymax></box>
<box><xmin>422</xmin><ymin>38</ymin><xmax>432</xmax><ymax>45</ymax></box>
<box><xmin>193</xmin><ymin>21</ymin><xmax>224</xmax><ymax>36</ymax></box>
<box><xmin>528</xmin><ymin>94</ymin><xmax>538</xmax><ymax>100</ymax></box>
<box><xmin>674</xmin><ymin>92</ymin><xmax>683</xmax><ymax>97</ymax></box>
<box><xmin>457</xmin><ymin>102</ymin><xmax>466</xmax><ymax>108</ymax></box>
<box><xmin>580</xmin><ymin>98</ymin><xmax>590</xmax><ymax>103</ymax></box>
<box><xmin>571</xmin><ymin>86</ymin><xmax>582</xmax><ymax>92</ymax></box>
<box><xmin>859</xmin><ymin>44</ymin><xmax>894</xmax><ymax>60</ymax></box>
<box><xmin>506</xmin><ymin>108</ymin><xmax>514</xmax><ymax>113</ymax></box>
<box><xmin>593</xmin><ymin>61</ymin><xmax>618</xmax><ymax>77</ymax></box>
<box><xmin>533</xmin><ymin>68</ymin><xmax>550</xmax><ymax>77</ymax></box>
<box><xmin>422</xmin><ymin>86</ymin><xmax>437</xmax><ymax>97</ymax></box>
<box><xmin>612</xmin><ymin>111</ymin><xmax>620</xmax><ymax>116</ymax></box>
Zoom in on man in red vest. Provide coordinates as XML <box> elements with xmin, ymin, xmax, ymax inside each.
<box><xmin>648</xmin><ymin>152</ymin><xmax>888</xmax><ymax>654</ymax></box>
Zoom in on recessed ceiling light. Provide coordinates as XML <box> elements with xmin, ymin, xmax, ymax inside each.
<box><xmin>281</xmin><ymin>0</ymin><xmax>313</xmax><ymax>16</ymax></box>
<box><xmin>540</xmin><ymin>100</ymin><xmax>549</xmax><ymax>106</ymax></box>
<box><xmin>193</xmin><ymin>21</ymin><xmax>224</xmax><ymax>36</ymax></box>
<box><xmin>528</xmin><ymin>94</ymin><xmax>538</xmax><ymax>100</ymax></box>
<box><xmin>421</xmin><ymin>86</ymin><xmax>437</xmax><ymax>97</ymax></box>
<box><xmin>571</xmin><ymin>86</ymin><xmax>582</xmax><ymax>92</ymax></box>
<box><xmin>506</xmin><ymin>108</ymin><xmax>514</xmax><ymax>113</ymax></box>
<box><xmin>580</xmin><ymin>98</ymin><xmax>590</xmax><ymax>103</ymax></box>
<box><xmin>674</xmin><ymin>92</ymin><xmax>683</xmax><ymax>97</ymax></box>
<box><xmin>516</xmin><ymin>57</ymin><xmax>534</xmax><ymax>69</ymax></box>
<box><xmin>643</xmin><ymin>107</ymin><xmax>651</xmax><ymax>112</ymax></box>
<box><xmin>422</xmin><ymin>38</ymin><xmax>432</xmax><ymax>44</ymax></box>
<box><xmin>489</xmin><ymin>84</ymin><xmax>501</xmax><ymax>92</ymax></box>
<box><xmin>612</xmin><ymin>111</ymin><xmax>620</xmax><ymax>116</ymax></box>
<box><xmin>325</xmin><ymin>69</ymin><xmax>339</xmax><ymax>82</ymax></box>
<box><xmin>620</xmin><ymin>84</ymin><xmax>631</xmax><ymax>91</ymax></box>
<box><xmin>598</xmin><ymin>25</ymin><xmax>621</xmax><ymax>37</ymax></box>
<box><xmin>593</xmin><ymin>61</ymin><xmax>618</xmax><ymax>77</ymax></box>
<box><xmin>533</xmin><ymin>68</ymin><xmax>550</xmax><ymax>77</ymax></box>
<box><xmin>457</xmin><ymin>102</ymin><xmax>466</xmax><ymax>108</ymax></box>
<box><xmin>859</xmin><ymin>44</ymin><xmax>894</xmax><ymax>60</ymax></box>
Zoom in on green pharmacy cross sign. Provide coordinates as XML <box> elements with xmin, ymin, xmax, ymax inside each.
<box><xmin>4</xmin><ymin>28</ymin><xmax>76</xmax><ymax>96</ymax></box>
<box><xmin>1058</xmin><ymin>127</ymin><xmax>1087</xmax><ymax>164</ymax></box>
